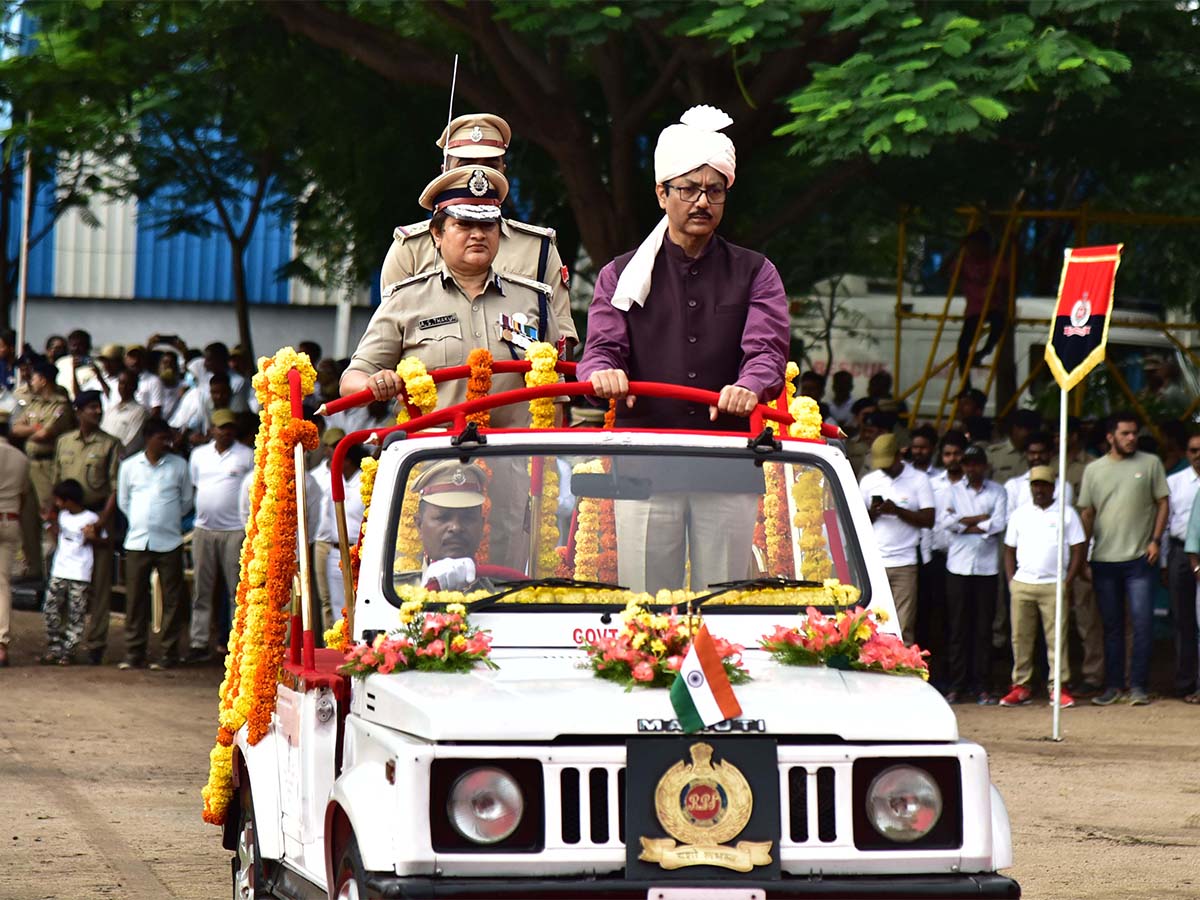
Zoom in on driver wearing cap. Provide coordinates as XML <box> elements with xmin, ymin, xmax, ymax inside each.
<box><xmin>407</xmin><ymin>460</ymin><xmax>492</xmax><ymax>592</ymax></box>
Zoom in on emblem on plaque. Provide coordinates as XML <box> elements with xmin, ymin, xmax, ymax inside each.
<box><xmin>468</xmin><ymin>168</ymin><xmax>489</xmax><ymax>197</ymax></box>
<box><xmin>1065</xmin><ymin>292</ymin><xmax>1093</xmax><ymax>337</ymax></box>
<box><xmin>638</xmin><ymin>742</ymin><xmax>772</xmax><ymax>872</ymax></box>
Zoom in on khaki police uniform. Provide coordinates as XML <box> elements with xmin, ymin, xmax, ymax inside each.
<box><xmin>0</xmin><ymin>439</ymin><xmax>29</xmax><ymax>653</ymax></box>
<box><xmin>349</xmin><ymin>265</ymin><xmax>559</xmax><ymax>569</ymax></box>
<box><xmin>12</xmin><ymin>390</ymin><xmax>74</xmax><ymax>577</ymax></box>
<box><xmin>53</xmin><ymin>427</ymin><xmax>122</xmax><ymax>656</ymax></box>
<box><xmin>987</xmin><ymin>438</ymin><xmax>1026</xmax><ymax>486</ymax></box>
<box><xmin>381</xmin><ymin>218</ymin><xmax>578</xmax><ymax>345</ymax></box>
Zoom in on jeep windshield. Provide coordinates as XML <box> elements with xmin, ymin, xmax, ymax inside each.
<box><xmin>384</xmin><ymin>448</ymin><xmax>868</xmax><ymax>613</ymax></box>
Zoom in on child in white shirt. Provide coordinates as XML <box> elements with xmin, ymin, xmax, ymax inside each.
<box><xmin>42</xmin><ymin>479</ymin><xmax>100</xmax><ymax>665</ymax></box>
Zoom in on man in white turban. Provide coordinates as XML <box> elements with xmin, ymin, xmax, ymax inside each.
<box><xmin>576</xmin><ymin>105</ymin><xmax>790</xmax><ymax>593</ymax></box>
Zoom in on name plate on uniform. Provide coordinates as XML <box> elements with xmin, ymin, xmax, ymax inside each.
<box><xmin>418</xmin><ymin>314</ymin><xmax>458</xmax><ymax>330</ymax></box>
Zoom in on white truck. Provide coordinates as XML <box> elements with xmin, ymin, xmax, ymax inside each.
<box><xmin>221</xmin><ymin>375</ymin><xmax>1018</xmax><ymax>900</ymax></box>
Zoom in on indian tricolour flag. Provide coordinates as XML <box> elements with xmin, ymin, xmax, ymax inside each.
<box><xmin>670</xmin><ymin>624</ymin><xmax>742</xmax><ymax>733</ymax></box>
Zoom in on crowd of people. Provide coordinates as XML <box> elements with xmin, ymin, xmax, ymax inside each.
<box><xmin>0</xmin><ymin>329</ymin><xmax>371</xmax><ymax>669</ymax></box>
<box><xmin>0</xmin><ymin>101</ymin><xmax>1195</xmax><ymax>717</ymax></box>
<box><xmin>814</xmin><ymin>369</ymin><xmax>1196</xmax><ymax>709</ymax></box>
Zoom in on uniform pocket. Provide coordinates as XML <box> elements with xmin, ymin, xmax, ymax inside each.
<box><xmin>413</xmin><ymin>320</ymin><xmax>464</xmax><ymax>369</ymax></box>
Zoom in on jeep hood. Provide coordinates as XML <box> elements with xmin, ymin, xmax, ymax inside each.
<box><xmin>354</xmin><ymin>651</ymin><xmax>958</xmax><ymax>742</ymax></box>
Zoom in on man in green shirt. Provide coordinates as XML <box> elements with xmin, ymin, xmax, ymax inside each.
<box><xmin>1079</xmin><ymin>410</ymin><xmax>1169</xmax><ymax>707</ymax></box>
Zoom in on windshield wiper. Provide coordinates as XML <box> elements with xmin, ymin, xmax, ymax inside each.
<box><xmin>691</xmin><ymin>576</ymin><xmax>825</xmax><ymax>609</ymax></box>
<box><xmin>468</xmin><ymin>576</ymin><xmax>627</xmax><ymax>613</ymax></box>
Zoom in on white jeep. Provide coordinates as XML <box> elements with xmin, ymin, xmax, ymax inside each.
<box><xmin>223</xmin><ymin>380</ymin><xmax>1018</xmax><ymax>900</ymax></box>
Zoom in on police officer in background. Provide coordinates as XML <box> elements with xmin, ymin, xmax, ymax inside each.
<box><xmin>380</xmin><ymin>113</ymin><xmax>577</xmax><ymax>357</ymax></box>
<box><xmin>344</xmin><ymin>165</ymin><xmax>559</xmax><ymax>567</ymax></box>
<box><xmin>11</xmin><ymin>358</ymin><xmax>75</xmax><ymax>575</ymax></box>
<box><xmin>51</xmin><ymin>389</ymin><xmax>120</xmax><ymax>664</ymax></box>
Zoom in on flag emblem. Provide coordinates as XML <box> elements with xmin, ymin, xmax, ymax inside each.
<box><xmin>670</xmin><ymin>625</ymin><xmax>742</xmax><ymax>734</ymax></box>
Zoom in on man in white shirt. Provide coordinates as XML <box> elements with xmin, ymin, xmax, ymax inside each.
<box><xmin>1001</xmin><ymin>466</ymin><xmax>1087</xmax><ymax>709</ymax></box>
<box><xmin>124</xmin><ymin>346</ymin><xmax>165</xmax><ymax>418</ymax></box>
<box><xmin>919</xmin><ymin>430</ymin><xmax>967</xmax><ymax>689</ymax></box>
<box><xmin>187</xmin><ymin>342</ymin><xmax>248</xmax><ymax>413</ymax></box>
<box><xmin>116</xmin><ymin>418</ymin><xmax>193</xmax><ymax>670</ymax></box>
<box><xmin>1003</xmin><ymin>431</ymin><xmax>1074</xmax><ymax>512</ymax></box>
<box><xmin>938</xmin><ymin>444</ymin><xmax>1008</xmax><ymax>703</ymax></box>
<box><xmin>100</xmin><ymin>370</ymin><xmax>149</xmax><ymax>457</ymax></box>
<box><xmin>1165</xmin><ymin>432</ymin><xmax>1200</xmax><ymax>698</ymax></box>
<box><xmin>860</xmin><ymin>433</ymin><xmax>934</xmax><ymax>644</ymax></box>
<box><xmin>186</xmin><ymin>410</ymin><xmax>254</xmax><ymax>663</ymax></box>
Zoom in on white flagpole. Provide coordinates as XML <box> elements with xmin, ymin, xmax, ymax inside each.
<box><xmin>15</xmin><ymin>112</ymin><xmax>34</xmax><ymax>375</ymax></box>
<box><xmin>1051</xmin><ymin>383</ymin><xmax>1068</xmax><ymax>740</ymax></box>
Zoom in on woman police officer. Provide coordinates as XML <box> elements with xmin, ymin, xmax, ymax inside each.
<box><xmin>339</xmin><ymin>166</ymin><xmax>559</xmax><ymax>567</ymax></box>
<box><xmin>339</xmin><ymin>165</ymin><xmax>559</xmax><ymax>430</ymax></box>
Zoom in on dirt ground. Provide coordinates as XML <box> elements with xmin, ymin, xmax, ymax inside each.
<box><xmin>1</xmin><ymin>607</ymin><xmax>1197</xmax><ymax>900</ymax></box>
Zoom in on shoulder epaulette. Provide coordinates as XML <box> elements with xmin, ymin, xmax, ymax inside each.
<box><xmin>499</xmin><ymin>272</ymin><xmax>553</xmax><ymax>295</ymax></box>
<box><xmin>382</xmin><ymin>269</ymin><xmax>439</xmax><ymax>299</ymax></box>
<box><xmin>504</xmin><ymin>218</ymin><xmax>557</xmax><ymax>242</ymax></box>
<box><xmin>393</xmin><ymin>220</ymin><xmax>431</xmax><ymax>241</ymax></box>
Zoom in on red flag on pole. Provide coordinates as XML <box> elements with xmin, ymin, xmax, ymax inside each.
<box><xmin>1044</xmin><ymin>244</ymin><xmax>1123</xmax><ymax>391</ymax></box>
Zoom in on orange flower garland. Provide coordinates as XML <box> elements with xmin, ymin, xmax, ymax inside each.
<box><xmin>202</xmin><ymin>347</ymin><xmax>317</xmax><ymax>826</ymax></box>
<box><xmin>465</xmin><ymin>348</ymin><xmax>493</xmax><ymax>427</ymax></box>
<box><xmin>604</xmin><ymin>398</ymin><xmax>617</xmax><ymax>429</ymax></box>
<box><xmin>763</xmin><ymin>462</ymin><xmax>796</xmax><ymax>577</ymax></box>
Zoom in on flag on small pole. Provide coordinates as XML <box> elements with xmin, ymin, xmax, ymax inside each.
<box><xmin>670</xmin><ymin>624</ymin><xmax>742</xmax><ymax>733</ymax></box>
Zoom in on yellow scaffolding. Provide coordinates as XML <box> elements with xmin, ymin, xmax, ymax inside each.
<box><xmin>897</xmin><ymin>206</ymin><xmax>1200</xmax><ymax>430</ymax></box>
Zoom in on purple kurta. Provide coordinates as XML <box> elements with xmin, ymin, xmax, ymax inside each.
<box><xmin>577</xmin><ymin>233</ymin><xmax>790</xmax><ymax>430</ymax></box>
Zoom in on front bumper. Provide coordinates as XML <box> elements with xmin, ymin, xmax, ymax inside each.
<box><xmin>363</xmin><ymin>872</ymin><xmax>1020</xmax><ymax>899</ymax></box>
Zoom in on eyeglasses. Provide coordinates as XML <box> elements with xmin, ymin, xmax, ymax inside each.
<box><xmin>663</xmin><ymin>182</ymin><xmax>728</xmax><ymax>205</ymax></box>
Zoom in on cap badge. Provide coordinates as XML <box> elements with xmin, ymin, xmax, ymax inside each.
<box><xmin>470</xmin><ymin>125</ymin><xmax>483</xmax><ymax>143</ymax></box>
<box><xmin>468</xmin><ymin>168</ymin><xmax>489</xmax><ymax>197</ymax></box>
<box><xmin>452</xmin><ymin>469</ymin><xmax>467</xmax><ymax>486</ymax></box>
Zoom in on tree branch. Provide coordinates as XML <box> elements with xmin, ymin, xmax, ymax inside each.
<box><xmin>744</xmin><ymin>159</ymin><xmax>872</xmax><ymax>247</ymax></box>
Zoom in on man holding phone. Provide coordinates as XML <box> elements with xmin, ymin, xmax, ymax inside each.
<box><xmin>860</xmin><ymin>433</ymin><xmax>935</xmax><ymax>644</ymax></box>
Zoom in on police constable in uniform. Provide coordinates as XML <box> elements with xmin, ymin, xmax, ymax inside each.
<box><xmin>343</xmin><ymin>165</ymin><xmax>560</xmax><ymax>567</ymax></box>
<box><xmin>51</xmin><ymin>389</ymin><xmax>121</xmax><ymax>664</ymax></box>
<box><xmin>380</xmin><ymin>113</ymin><xmax>577</xmax><ymax>357</ymax></box>
<box><xmin>11</xmin><ymin>358</ymin><xmax>75</xmax><ymax>574</ymax></box>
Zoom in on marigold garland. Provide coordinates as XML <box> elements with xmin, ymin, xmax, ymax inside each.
<box><xmin>784</xmin><ymin>361</ymin><xmax>800</xmax><ymax>407</ymax></box>
<box><xmin>524</xmin><ymin>341</ymin><xmax>559</xmax><ymax>428</ymax></box>
<box><xmin>394</xmin><ymin>356</ymin><xmax>438</xmax><ymax>425</ymax></box>
<box><xmin>531</xmin><ymin>458</ymin><xmax>561</xmax><ymax>577</ymax></box>
<box><xmin>465</xmin><ymin>348</ymin><xmax>493</xmax><ymax>427</ymax></box>
<box><xmin>763</xmin><ymin>462</ymin><xmax>796</xmax><ymax>577</ymax></box>
<box><xmin>604</xmin><ymin>399</ymin><xmax>617</xmax><ymax>429</ymax></box>
<box><xmin>202</xmin><ymin>347</ymin><xmax>317</xmax><ymax>827</ymax></box>
<box><xmin>792</xmin><ymin>467</ymin><xmax>833</xmax><ymax>580</ymax></box>
<box><xmin>788</xmin><ymin>394</ymin><xmax>823</xmax><ymax>440</ymax></box>
<box><xmin>324</xmin><ymin>611</ymin><xmax>348</xmax><ymax>652</ymax></box>
<box><xmin>570</xmin><ymin>459</ymin><xmax>605</xmax><ymax>580</ymax></box>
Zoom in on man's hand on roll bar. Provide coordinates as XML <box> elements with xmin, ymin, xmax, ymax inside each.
<box><xmin>711</xmin><ymin>384</ymin><xmax>758</xmax><ymax>421</ymax></box>
<box><xmin>588</xmin><ymin>369</ymin><xmax>636</xmax><ymax>408</ymax></box>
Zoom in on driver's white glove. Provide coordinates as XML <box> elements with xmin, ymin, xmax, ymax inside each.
<box><xmin>425</xmin><ymin>557</ymin><xmax>477</xmax><ymax>592</ymax></box>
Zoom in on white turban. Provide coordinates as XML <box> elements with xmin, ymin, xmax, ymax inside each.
<box><xmin>611</xmin><ymin>106</ymin><xmax>737</xmax><ymax>312</ymax></box>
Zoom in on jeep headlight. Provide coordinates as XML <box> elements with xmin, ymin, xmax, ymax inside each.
<box><xmin>865</xmin><ymin>764</ymin><xmax>943</xmax><ymax>842</ymax></box>
<box><xmin>447</xmin><ymin>767</ymin><xmax>525</xmax><ymax>844</ymax></box>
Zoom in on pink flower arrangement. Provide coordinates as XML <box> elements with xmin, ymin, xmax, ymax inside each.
<box><xmin>581</xmin><ymin>603</ymin><xmax>750</xmax><ymax>690</ymax></box>
<box><xmin>339</xmin><ymin>602</ymin><xmax>497</xmax><ymax>677</ymax></box>
<box><xmin>760</xmin><ymin>606</ymin><xmax>929</xmax><ymax>680</ymax></box>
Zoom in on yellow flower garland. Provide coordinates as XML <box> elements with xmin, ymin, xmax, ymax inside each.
<box><xmin>570</xmin><ymin>459</ymin><xmax>605</xmax><ymax>580</ymax></box>
<box><xmin>792</xmin><ymin>467</ymin><xmax>833</xmax><ymax>580</ymax></box>
<box><xmin>524</xmin><ymin>341</ymin><xmax>558</xmax><ymax>429</ymax></box>
<box><xmin>788</xmin><ymin>394</ymin><xmax>823</xmax><ymax>440</ymax></box>
<box><xmin>536</xmin><ymin>460</ymin><xmax>561</xmax><ymax>577</ymax></box>
<box><xmin>394</xmin><ymin>357</ymin><xmax>438</xmax><ymax>424</ymax></box>
<box><xmin>392</xmin><ymin>582</ymin><xmax>859</xmax><ymax>609</ymax></box>
<box><xmin>203</xmin><ymin>347</ymin><xmax>317</xmax><ymax>827</ymax></box>
<box><xmin>784</xmin><ymin>361</ymin><xmax>799</xmax><ymax>407</ymax></box>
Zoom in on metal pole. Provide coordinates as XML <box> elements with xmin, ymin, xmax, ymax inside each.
<box><xmin>1051</xmin><ymin>385</ymin><xmax>1067</xmax><ymax>741</ymax></box>
<box><xmin>15</xmin><ymin>113</ymin><xmax>34</xmax><ymax>362</ymax></box>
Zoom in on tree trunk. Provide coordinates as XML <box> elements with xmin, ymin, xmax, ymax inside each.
<box><xmin>230</xmin><ymin>245</ymin><xmax>254</xmax><ymax>361</ymax></box>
